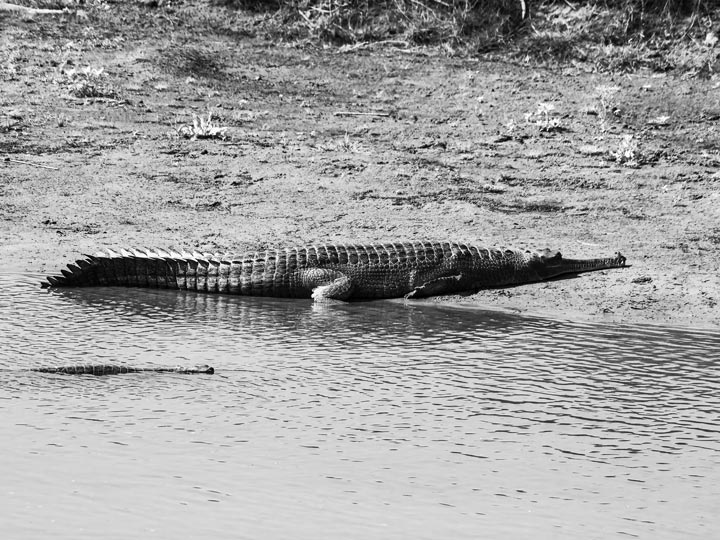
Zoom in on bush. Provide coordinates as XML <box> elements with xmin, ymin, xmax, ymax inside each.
<box><xmin>220</xmin><ymin>0</ymin><xmax>528</xmax><ymax>45</ymax></box>
<box><xmin>212</xmin><ymin>1</ymin><xmax>720</xmax><ymax>71</ymax></box>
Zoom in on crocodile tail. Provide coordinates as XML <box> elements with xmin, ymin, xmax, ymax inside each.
<box><xmin>42</xmin><ymin>248</ymin><xmax>200</xmax><ymax>290</ymax></box>
<box><xmin>34</xmin><ymin>365</ymin><xmax>140</xmax><ymax>375</ymax></box>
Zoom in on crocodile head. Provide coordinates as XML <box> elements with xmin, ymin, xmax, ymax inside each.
<box><xmin>530</xmin><ymin>249</ymin><xmax>627</xmax><ymax>280</ymax></box>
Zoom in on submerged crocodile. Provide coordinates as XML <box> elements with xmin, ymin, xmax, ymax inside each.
<box><xmin>42</xmin><ymin>242</ymin><xmax>627</xmax><ymax>301</ymax></box>
<box><xmin>30</xmin><ymin>364</ymin><xmax>214</xmax><ymax>375</ymax></box>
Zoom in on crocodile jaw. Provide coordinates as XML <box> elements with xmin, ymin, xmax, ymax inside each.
<box><xmin>532</xmin><ymin>251</ymin><xmax>628</xmax><ymax>280</ymax></box>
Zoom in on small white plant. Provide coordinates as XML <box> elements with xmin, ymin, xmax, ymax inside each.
<box><xmin>65</xmin><ymin>66</ymin><xmax>118</xmax><ymax>98</ymax></box>
<box><xmin>525</xmin><ymin>102</ymin><xmax>562</xmax><ymax>132</ymax></box>
<box><xmin>595</xmin><ymin>85</ymin><xmax>620</xmax><ymax>132</ymax></box>
<box><xmin>339</xmin><ymin>132</ymin><xmax>356</xmax><ymax>151</ymax></box>
<box><xmin>176</xmin><ymin>111</ymin><xmax>228</xmax><ymax>140</ymax></box>
<box><xmin>611</xmin><ymin>134</ymin><xmax>640</xmax><ymax>167</ymax></box>
<box><xmin>320</xmin><ymin>132</ymin><xmax>362</xmax><ymax>152</ymax></box>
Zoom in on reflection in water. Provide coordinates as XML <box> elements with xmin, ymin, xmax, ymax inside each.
<box><xmin>1</xmin><ymin>274</ymin><xmax>719</xmax><ymax>539</ymax></box>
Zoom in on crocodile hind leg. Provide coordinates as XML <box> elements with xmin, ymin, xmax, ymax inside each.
<box><xmin>405</xmin><ymin>275</ymin><xmax>463</xmax><ymax>299</ymax></box>
<box><xmin>300</xmin><ymin>268</ymin><xmax>354</xmax><ymax>301</ymax></box>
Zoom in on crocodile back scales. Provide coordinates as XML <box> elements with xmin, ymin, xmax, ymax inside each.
<box><xmin>32</xmin><ymin>364</ymin><xmax>215</xmax><ymax>375</ymax></box>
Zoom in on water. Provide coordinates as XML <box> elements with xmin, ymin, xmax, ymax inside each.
<box><xmin>1</xmin><ymin>273</ymin><xmax>718</xmax><ymax>539</ymax></box>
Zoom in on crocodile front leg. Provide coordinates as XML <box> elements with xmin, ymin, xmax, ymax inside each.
<box><xmin>404</xmin><ymin>275</ymin><xmax>463</xmax><ymax>299</ymax></box>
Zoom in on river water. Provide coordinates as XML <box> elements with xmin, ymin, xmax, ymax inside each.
<box><xmin>0</xmin><ymin>273</ymin><xmax>718</xmax><ymax>539</ymax></box>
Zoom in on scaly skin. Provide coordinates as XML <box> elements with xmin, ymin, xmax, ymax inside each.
<box><xmin>42</xmin><ymin>242</ymin><xmax>628</xmax><ymax>301</ymax></box>
<box><xmin>32</xmin><ymin>364</ymin><xmax>214</xmax><ymax>375</ymax></box>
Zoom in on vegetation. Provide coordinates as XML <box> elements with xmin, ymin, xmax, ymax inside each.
<box><xmin>221</xmin><ymin>0</ymin><xmax>719</xmax><ymax>72</ymax></box>
<box><xmin>3</xmin><ymin>0</ymin><xmax>718</xmax><ymax>73</ymax></box>
<box><xmin>221</xmin><ymin>0</ymin><xmax>526</xmax><ymax>46</ymax></box>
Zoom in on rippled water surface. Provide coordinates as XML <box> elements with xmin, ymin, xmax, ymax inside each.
<box><xmin>1</xmin><ymin>273</ymin><xmax>719</xmax><ymax>539</ymax></box>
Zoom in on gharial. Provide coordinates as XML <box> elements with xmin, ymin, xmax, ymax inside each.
<box><xmin>27</xmin><ymin>365</ymin><xmax>215</xmax><ymax>376</ymax></box>
<box><xmin>42</xmin><ymin>241</ymin><xmax>627</xmax><ymax>301</ymax></box>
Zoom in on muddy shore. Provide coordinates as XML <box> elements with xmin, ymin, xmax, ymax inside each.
<box><xmin>2</xmin><ymin>6</ymin><xmax>718</xmax><ymax>329</ymax></box>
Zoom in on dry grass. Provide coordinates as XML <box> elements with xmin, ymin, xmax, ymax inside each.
<box><xmin>221</xmin><ymin>0</ymin><xmax>527</xmax><ymax>47</ymax></box>
<box><xmin>4</xmin><ymin>0</ymin><xmax>716</xmax><ymax>74</ymax></box>
<box><xmin>228</xmin><ymin>0</ymin><xmax>719</xmax><ymax>73</ymax></box>
<box><xmin>517</xmin><ymin>1</ymin><xmax>718</xmax><ymax>73</ymax></box>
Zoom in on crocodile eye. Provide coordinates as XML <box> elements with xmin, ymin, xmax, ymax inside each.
<box><xmin>541</xmin><ymin>250</ymin><xmax>562</xmax><ymax>261</ymax></box>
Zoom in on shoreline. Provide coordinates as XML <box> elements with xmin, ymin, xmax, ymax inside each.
<box><xmin>1</xmin><ymin>8</ymin><xmax>718</xmax><ymax>330</ymax></box>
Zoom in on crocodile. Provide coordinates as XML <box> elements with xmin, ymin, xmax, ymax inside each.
<box><xmin>30</xmin><ymin>364</ymin><xmax>214</xmax><ymax>375</ymax></box>
<box><xmin>42</xmin><ymin>242</ymin><xmax>627</xmax><ymax>301</ymax></box>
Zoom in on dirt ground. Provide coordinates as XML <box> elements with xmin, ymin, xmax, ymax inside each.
<box><xmin>1</xmin><ymin>4</ymin><xmax>719</xmax><ymax>329</ymax></box>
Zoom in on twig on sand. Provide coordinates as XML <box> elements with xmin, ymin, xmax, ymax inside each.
<box><xmin>338</xmin><ymin>40</ymin><xmax>410</xmax><ymax>53</ymax></box>
<box><xmin>333</xmin><ymin>111</ymin><xmax>391</xmax><ymax>117</ymax></box>
<box><xmin>0</xmin><ymin>2</ymin><xmax>66</xmax><ymax>15</ymax></box>
<box><xmin>4</xmin><ymin>157</ymin><xmax>59</xmax><ymax>170</ymax></box>
<box><xmin>62</xmin><ymin>95</ymin><xmax>128</xmax><ymax>105</ymax></box>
